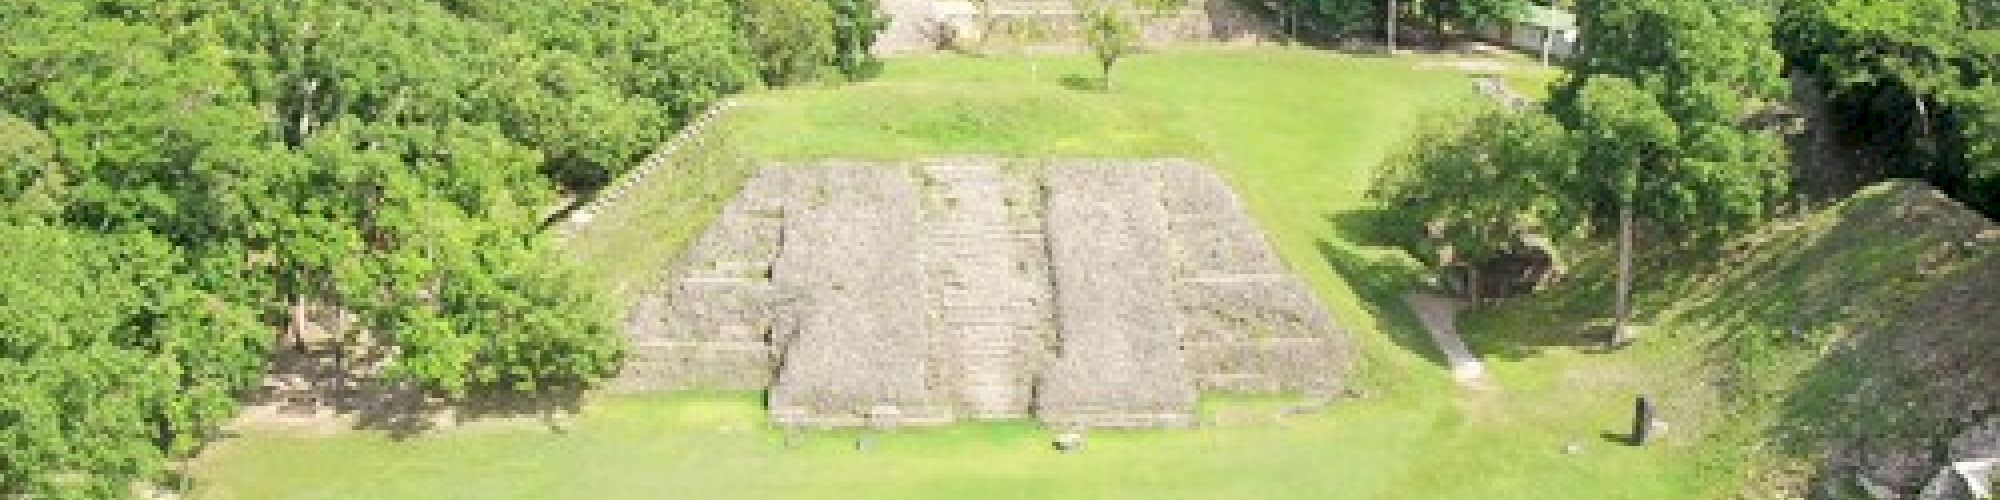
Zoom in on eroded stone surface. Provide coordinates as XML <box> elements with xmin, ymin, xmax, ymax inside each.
<box><xmin>615</xmin><ymin>159</ymin><xmax>1355</xmax><ymax>428</ymax></box>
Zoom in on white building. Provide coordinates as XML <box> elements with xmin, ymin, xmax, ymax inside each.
<box><xmin>1487</xmin><ymin>6</ymin><xmax>1578</xmax><ymax>64</ymax></box>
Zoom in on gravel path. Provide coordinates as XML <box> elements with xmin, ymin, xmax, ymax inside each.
<box><xmin>1403</xmin><ymin>293</ymin><xmax>1488</xmax><ymax>388</ymax></box>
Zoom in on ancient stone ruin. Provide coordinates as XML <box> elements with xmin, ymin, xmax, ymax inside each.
<box><xmin>617</xmin><ymin>159</ymin><xmax>1354</xmax><ymax>428</ymax></box>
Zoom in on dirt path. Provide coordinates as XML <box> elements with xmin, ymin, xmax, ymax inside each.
<box><xmin>1403</xmin><ymin>293</ymin><xmax>1488</xmax><ymax>388</ymax></box>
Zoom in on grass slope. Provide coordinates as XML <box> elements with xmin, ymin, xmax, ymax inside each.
<box><xmin>1464</xmin><ymin>181</ymin><xmax>1999</xmax><ymax>496</ymax></box>
<box><xmin>560</xmin><ymin>115</ymin><xmax>757</xmax><ymax>302</ymax></box>
<box><xmin>192</xmin><ymin>50</ymin><xmax>1712</xmax><ymax>499</ymax></box>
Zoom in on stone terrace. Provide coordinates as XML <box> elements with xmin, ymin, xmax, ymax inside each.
<box><xmin>1035</xmin><ymin>163</ymin><xmax>1198</xmax><ymax>429</ymax></box>
<box><xmin>767</xmin><ymin>166</ymin><xmax>950</xmax><ymax>426</ymax></box>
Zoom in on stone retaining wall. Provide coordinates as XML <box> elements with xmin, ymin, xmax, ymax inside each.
<box><xmin>873</xmin><ymin>0</ymin><xmax>1278</xmax><ymax>54</ymax></box>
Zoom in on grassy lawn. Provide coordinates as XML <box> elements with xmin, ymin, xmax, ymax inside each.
<box><xmin>191</xmin><ymin>49</ymin><xmax>1725</xmax><ymax>499</ymax></box>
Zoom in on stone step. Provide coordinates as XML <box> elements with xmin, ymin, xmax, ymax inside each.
<box><xmin>958</xmin><ymin>339</ymin><xmax>1019</xmax><ymax>348</ymax></box>
<box><xmin>938</xmin><ymin>309</ymin><xmax>1036</xmax><ymax>317</ymax></box>
<box><xmin>934</xmin><ymin>292</ymin><xmax>1041</xmax><ymax>300</ymax></box>
<box><xmin>927</xmin><ymin>227</ymin><xmax>1035</xmax><ymax>234</ymax></box>
<box><xmin>927</xmin><ymin>231</ymin><xmax>1043</xmax><ymax>238</ymax></box>
<box><xmin>927</xmin><ymin>236</ymin><xmax>1043</xmax><ymax>244</ymax></box>
<box><xmin>921</xmin><ymin>166</ymin><xmax>1054</xmax><ymax>422</ymax></box>
<box><xmin>932</xmin><ymin>171</ymin><xmax>1003</xmax><ymax>179</ymax></box>
<box><xmin>938</xmin><ymin>307</ymin><xmax>1030</xmax><ymax>315</ymax></box>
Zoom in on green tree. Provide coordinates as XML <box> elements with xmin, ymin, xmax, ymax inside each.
<box><xmin>0</xmin><ymin>1</ymin><xmax>877</xmax><ymax>494</ymax></box>
<box><xmin>1567</xmin><ymin>75</ymin><xmax>1679</xmax><ymax>346</ymax></box>
<box><xmin>1372</xmin><ymin>107</ymin><xmax>1578</xmax><ymax>300</ymax></box>
<box><xmin>736</xmin><ymin>0</ymin><xmax>840</xmax><ymax>85</ymax></box>
<box><xmin>0</xmin><ymin>111</ymin><xmax>65</xmax><ymax>223</ymax></box>
<box><xmin>826</xmin><ymin>0</ymin><xmax>889</xmax><ymax>78</ymax></box>
<box><xmin>1552</xmin><ymin>0</ymin><xmax>1789</xmax><ymax>344</ymax></box>
<box><xmin>1077</xmin><ymin>0</ymin><xmax>1140</xmax><ymax>89</ymax></box>
<box><xmin>1375</xmin><ymin>108</ymin><xmax>1576</xmax><ymax>259</ymax></box>
<box><xmin>0</xmin><ymin>226</ymin><xmax>267</xmax><ymax>498</ymax></box>
<box><xmin>1776</xmin><ymin>0</ymin><xmax>1999</xmax><ymax>214</ymax></box>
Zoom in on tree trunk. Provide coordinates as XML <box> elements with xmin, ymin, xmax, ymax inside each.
<box><xmin>1540</xmin><ymin>29</ymin><xmax>1552</xmax><ymax>65</ymax></box>
<box><xmin>1386</xmin><ymin>0</ymin><xmax>1399</xmax><ymax>52</ymax></box>
<box><xmin>288</xmin><ymin>293</ymin><xmax>307</xmax><ymax>352</ymax></box>
<box><xmin>1468</xmin><ymin>265</ymin><xmax>1482</xmax><ymax>305</ymax></box>
<box><xmin>1101</xmin><ymin>58</ymin><xmax>1114</xmax><ymax>90</ymax></box>
<box><xmin>1612</xmin><ymin>203</ymin><xmax>1635</xmax><ymax>347</ymax></box>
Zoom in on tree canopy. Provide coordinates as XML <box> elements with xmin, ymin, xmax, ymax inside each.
<box><xmin>1776</xmin><ymin>0</ymin><xmax>1999</xmax><ymax>215</ymax></box>
<box><xmin>1554</xmin><ymin>0</ymin><xmax>1790</xmax><ymax>239</ymax></box>
<box><xmin>1373</xmin><ymin>0</ymin><xmax>1793</xmax><ymax>346</ymax></box>
<box><xmin>0</xmin><ymin>0</ymin><xmax>883</xmax><ymax>496</ymax></box>
<box><xmin>1372</xmin><ymin>107</ymin><xmax>1577</xmax><ymax>266</ymax></box>
<box><xmin>0</xmin><ymin>226</ymin><xmax>267</xmax><ymax>498</ymax></box>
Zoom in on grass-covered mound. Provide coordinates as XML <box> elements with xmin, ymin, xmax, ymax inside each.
<box><xmin>1464</xmin><ymin>180</ymin><xmax>1998</xmax><ymax>497</ymax></box>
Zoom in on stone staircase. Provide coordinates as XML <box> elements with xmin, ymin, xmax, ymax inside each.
<box><xmin>922</xmin><ymin>163</ymin><xmax>1054</xmax><ymax>419</ymax></box>
<box><xmin>609</xmin><ymin>169</ymin><xmax>796</xmax><ymax>393</ymax></box>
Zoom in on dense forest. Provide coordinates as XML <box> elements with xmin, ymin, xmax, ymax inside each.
<box><xmin>1374</xmin><ymin>0</ymin><xmax>1792</xmax><ymax>262</ymax></box>
<box><xmin>0</xmin><ymin>0</ymin><xmax>880</xmax><ymax>497</ymax></box>
<box><xmin>1340</xmin><ymin>0</ymin><xmax>1996</xmax><ymax>217</ymax></box>
<box><xmin>1371</xmin><ymin>0</ymin><xmax>1992</xmax><ymax>339</ymax></box>
<box><xmin>1777</xmin><ymin>0</ymin><xmax>1999</xmax><ymax>214</ymax></box>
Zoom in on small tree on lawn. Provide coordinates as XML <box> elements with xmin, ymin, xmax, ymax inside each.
<box><xmin>1075</xmin><ymin>0</ymin><xmax>1138</xmax><ymax>89</ymax></box>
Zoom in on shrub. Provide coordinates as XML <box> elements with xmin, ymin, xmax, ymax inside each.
<box><xmin>826</xmin><ymin>0</ymin><xmax>888</xmax><ymax>78</ymax></box>
<box><xmin>736</xmin><ymin>0</ymin><xmax>840</xmax><ymax>85</ymax></box>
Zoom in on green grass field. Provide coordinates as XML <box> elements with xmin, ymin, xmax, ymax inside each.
<box><xmin>191</xmin><ymin>49</ymin><xmax>1724</xmax><ymax>499</ymax></box>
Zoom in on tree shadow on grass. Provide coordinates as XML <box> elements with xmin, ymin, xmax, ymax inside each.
<box><xmin>1313</xmin><ymin>238</ymin><xmax>1449</xmax><ymax>370</ymax></box>
<box><xmin>1059</xmin><ymin>73</ymin><xmax>1107</xmax><ymax>92</ymax></box>
<box><xmin>1326</xmin><ymin>208</ymin><xmax>1421</xmax><ymax>251</ymax></box>
<box><xmin>345</xmin><ymin>384</ymin><xmax>588</xmax><ymax>440</ymax></box>
<box><xmin>1325</xmin><ymin>207</ymin><xmax>1614</xmax><ymax>364</ymax></box>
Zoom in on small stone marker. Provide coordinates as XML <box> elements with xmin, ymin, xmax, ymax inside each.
<box><xmin>1054</xmin><ymin>432</ymin><xmax>1085</xmax><ymax>453</ymax></box>
<box><xmin>1563</xmin><ymin>441</ymin><xmax>1583</xmax><ymax>455</ymax></box>
<box><xmin>1632</xmin><ymin>395</ymin><xmax>1656</xmax><ymax>446</ymax></box>
<box><xmin>856</xmin><ymin>434</ymin><xmax>876</xmax><ymax>453</ymax></box>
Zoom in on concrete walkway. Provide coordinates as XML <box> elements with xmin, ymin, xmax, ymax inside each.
<box><xmin>1403</xmin><ymin>293</ymin><xmax>1488</xmax><ymax>388</ymax></box>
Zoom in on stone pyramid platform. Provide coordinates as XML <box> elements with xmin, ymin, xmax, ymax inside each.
<box><xmin>617</xmin><ymin>159</ymin><xmax>1354</xmax><ymax>429</ymax></box>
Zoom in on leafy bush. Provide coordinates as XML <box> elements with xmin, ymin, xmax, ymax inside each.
<box><xmin>736</xmin><ymin>0</ymin><xmax>840</xmax><ymax>85</ymax></box>
<box><xmin>827</xmin><ymin>0</ymin><xmax>889</xmax><ymax>78</ymax></box>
